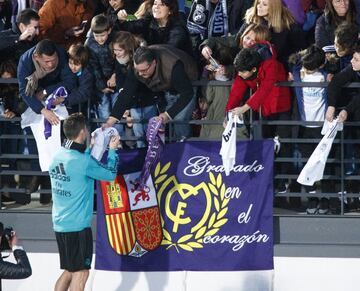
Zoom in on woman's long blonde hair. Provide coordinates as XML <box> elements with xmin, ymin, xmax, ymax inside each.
<box><xmin>245</xmin><ymin>0</ymin><xmax>295</xmax><ymax>33</ymax></box>
<box><xmin>239</xmin><ymin>23</ymin><xmax>271</xmax><ymax>48</ymax></box>
<box><xmin>134</xmin><ymin>0</ymin><xmax>154</xmax><ymax>19</ymax></box>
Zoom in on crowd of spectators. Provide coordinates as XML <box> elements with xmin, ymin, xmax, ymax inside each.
<box><xmin>0</xmin><ymin>0</ymin><xmax>360</xmax><ymax>214</ymax></box>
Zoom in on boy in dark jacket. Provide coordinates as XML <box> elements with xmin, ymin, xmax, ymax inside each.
<box><xmin>66</xmin><ymin>43</ymin><xmax>94</xmax><ymax>114</ymax></box>
<box><xmin>326</xmin><ymin>41</ymin><xmax>360</xmax><ymax>211</ymax></box>
<box><xmin>85</xmin><ymin>14</ymin><xmax>116</xmax><ymax>127</ymax></box>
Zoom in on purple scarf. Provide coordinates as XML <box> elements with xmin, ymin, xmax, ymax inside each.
<box><xmin>44</xmin><ymin>87</ymin><xmax>68</xmax><ymax>140</ymax></box>
<box><xmin>136</xmin><ymin>117</ymin><xmax>165</xmax><ymax>190</ymax></box>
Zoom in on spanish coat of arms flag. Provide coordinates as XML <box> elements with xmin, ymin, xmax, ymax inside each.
<box><xmin>96</xmin><ymin>141</ymin><xmax>274</xmax><ymax>274</ymax></box>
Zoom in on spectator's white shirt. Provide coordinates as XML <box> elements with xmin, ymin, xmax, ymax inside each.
<box><xmin>300</xmin><ymin>71</ymin><xmax>326</xmax><ymax>127</ymax></box>
<box><xmin>21</xmin><ymin>105</ymin><xmax>68</xmax><ymax>172</ymax></box>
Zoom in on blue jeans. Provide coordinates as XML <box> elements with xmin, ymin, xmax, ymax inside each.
<box><xmin>96</xmin><ymin>91</ymin><xmax>124</xmax><ymax>136</ymax></box>
<box><xmin>130</xmin><ymin>105</ymin><xmax>158</xmax><ymax>148</ymax></box>
<box><xmin>165</xmin><ymin>91</ymin><xmax>196</xmax><ymax>140</ymax></box>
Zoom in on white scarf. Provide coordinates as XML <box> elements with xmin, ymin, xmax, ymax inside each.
<box><xmin>220</xmin><ymin>112</ymin><xmax>241</xmax><ymax>176</ymax></box>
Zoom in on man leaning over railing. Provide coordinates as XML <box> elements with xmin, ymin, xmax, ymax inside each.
<box><xmin>325</xmin><ymin>40</ymin><xmax>360</xmax><ymax>212</ymax></box>
<box><xmin>17</xmin><ymin>39</ymin><xmax>76</xmax><ymax>204</ymax></box>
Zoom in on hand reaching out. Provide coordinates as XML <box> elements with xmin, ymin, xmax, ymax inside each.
<box><xmin>337</xmin><ymin>109</ymin><xmax>348</xmax><ymax>123</ymax></box>
<box><xmin>325</xmin><ymin>106</ymin><xmax>335</xmax><ymax>122</ymax></box>
<box><xmin>201</xmin><ymin>46</ymin><xmax>213</xmax><ymax>60</ymax></box>
<box><xmin>41</xmin><ymin>108</ymin><xmax>60</xmax><ymax>125</ymax></box>
<box><xmin>109</xmin><ymin>135</ymin><xmax>120</xmax><ymax>149</ymax></box>
<box><xmin>117</xmin><ymin>9</ymin><xmax>128</xmax><ymax>21</ymax></box>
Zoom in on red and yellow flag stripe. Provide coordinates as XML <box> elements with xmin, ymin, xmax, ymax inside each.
<box><xmin>106</xmin><ymin>213</ymin><xmax>136</xmax><ymax>255</ymax></box>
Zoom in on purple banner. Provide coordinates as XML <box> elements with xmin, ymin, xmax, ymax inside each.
<box><xmin>96</xmin><ymin>140</ymin><xmax>274</xmax><ymax>271</ymax></box>
<box><xmin>136</xmin><ymin>117</ymin><xmax>164</xmax><ymax>190</ymax></box>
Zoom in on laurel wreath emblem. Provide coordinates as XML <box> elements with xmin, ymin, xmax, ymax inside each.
<box><xmin>154</xmin><ymin>162</ymin><xmax>230</xmax><ymax>252</ymax></box>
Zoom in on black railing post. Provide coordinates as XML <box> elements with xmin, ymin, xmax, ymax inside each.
<box><xmin>0</xmin><ymin>119</ymin><xmax>2</xmax><ymax>208</ymax></box>
<box><xmin>340</xmin><ymin>129</ymin><xmax>345</xmax><ymax>215</ymax></box>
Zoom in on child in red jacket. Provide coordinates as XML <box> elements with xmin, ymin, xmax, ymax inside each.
<box><xmin>226</xmin><ymin>42</ymin><xmax>293</xmax><ymax>200</ymax></box>
<box><xmin>226</xmin><ymin>42</ymin><xmax>291</xmax><ymax>119</ymax></box>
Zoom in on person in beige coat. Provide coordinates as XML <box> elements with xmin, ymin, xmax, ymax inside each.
<box><xmin>200</xmin><ymin>46</ymin><xmax>248</xmax><ymax>139</ymax></box>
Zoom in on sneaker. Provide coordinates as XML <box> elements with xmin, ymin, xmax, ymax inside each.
<box><xmin>26</xmin><ymin>176</ymin><xmax>40</xmax><ymax>194</ymax></box>
<box><xmin>40</xmin><ymin>194</ymin><xmax>51</xmax><ymax>205</ymax></box>
<box><xmin>332</xmin><ymin>191</ymin><xmax>349</xmax><ymax>213</ymax></box>
<box><xmin>338</xmin><ymin>191</ymin><xmax>347</xmax><ymax>205</ymax></box>
<box><xmin>306</xmin><ymin>198</ymin><xmax>319</xmax><ymax>214</ymax></box>
<box><xmin>318</xmin><ymin>198</ymin><xmax>329</xmax><ymax>215</ymax></box>
<box><xmin>12</xmin><ymin>193</ymin><xmax>31</xmax><ymax>205</ymax></box>
<box><xmin>276</xmin><ymin>183</ymin><xmax>288</xmax><ymax>194</ymax></box>
<box><xmin>1</xmin><ymin>195</ymin><xmax>16</xmax><ymax>205</ymax></box>
<box><xmin>0</xmin><ymin>203</ymin><xmax>6</xmax><ymax>210</ymax></box>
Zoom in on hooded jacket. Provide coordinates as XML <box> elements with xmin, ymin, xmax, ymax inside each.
<box><xmin>85</xmin><ymin>33</ymin><xmax>115</xmax><ymax>91</ymax></box>
<box><xmin>225</xmin><ymin>42</ymin><xmax>291</xmax><ymax>117</ymax></box>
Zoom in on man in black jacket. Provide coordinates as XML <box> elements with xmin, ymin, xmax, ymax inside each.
<box><xmin>325</xmin><ymin>41</ymin><xmax>360</xmax><ymax>206</ymax></box>
<box><xmin>326</xmin><ymin>42</ymin><xmax>360</xmax><ymax>123</ymax></box>
<box><xmin>106</xmin><ymin>45</ymin><xmax>198</xmax><ymax>139</ymax></box>
<box><xmin>0</xmin><ymin>223</ymin><xmax>32</xmax><ymax>289</ymax></box>
<box><xmin>0</xmin><ymin>8</ymin><xmax>40</xmax><ymax>64</ymax></box>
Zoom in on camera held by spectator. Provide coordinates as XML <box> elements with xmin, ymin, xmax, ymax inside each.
<box><xmin>0</xmin><ymin>226</ymin><xmax>14</xmax><ymax>252</ymax></box>
<box><xmin>0</xmin><ymin>222</ymin><xmax>32</xmax><ymax>281</ymax></box>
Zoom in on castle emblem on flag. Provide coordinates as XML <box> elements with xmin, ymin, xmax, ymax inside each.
<box><xmin>100</xmin><ymin>172</ymin><xmax>163</xmax><ymax>257</ymax></box>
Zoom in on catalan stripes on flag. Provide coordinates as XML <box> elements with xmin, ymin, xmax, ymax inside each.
<box><xmin>105</xmin><ymin>213</ymin><xmax>136</xmax><ymax>255</ymax></box>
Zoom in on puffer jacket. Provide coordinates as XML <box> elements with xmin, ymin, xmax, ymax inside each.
<box><xmin>0</xmin><ymin>249</ymin><xmax>32</xmax><ymax>283</ymax></box>
<box><xmin>85</xmin><ymin>34</ymin><xmax>115</xmax><ymax>91</ymax></box>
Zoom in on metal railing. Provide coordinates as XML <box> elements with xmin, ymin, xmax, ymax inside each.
<box><xmin>1</xmin><ymin>78</ymin><xmax>360</xmax><ymax>215</ymax></box>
